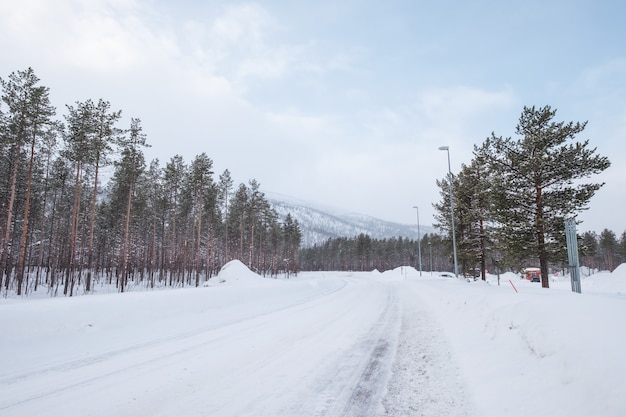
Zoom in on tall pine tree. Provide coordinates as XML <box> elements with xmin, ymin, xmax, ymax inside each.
<box><xmin>475</xmin><ymin>106</ymin><xmax>610</xmax><ymax>287</ymax></box>
<box><xmin>0</xmin><ymin>68</ymin><xmax>55</xmax><ymax>294</ymax></box>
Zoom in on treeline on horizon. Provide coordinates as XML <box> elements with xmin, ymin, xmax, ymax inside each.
<box><xmin>298</xmin><ymin>230</ymin><xmax>626</xmax><ymax>275</ymax></box>
<box><xmin>0</xmin><ymin>68</ymin><xmax>302</xmax><ymax>297</ymax></box>
<box><xmin>299</xmin><ymin>233</ymin><xmax>452</xmax><ymax>273</ymax></box>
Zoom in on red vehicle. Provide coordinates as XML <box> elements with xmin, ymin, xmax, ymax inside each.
<box><xmin>524</xmin><ymin>267</ymin><xmax>541</xmax><ymax>282</ymax></box>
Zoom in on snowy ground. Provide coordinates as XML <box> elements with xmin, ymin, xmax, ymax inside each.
<box><xmin>1</xmin><ymin>262</ymin><xmax>626</xmax><ymax>416</ymax></box>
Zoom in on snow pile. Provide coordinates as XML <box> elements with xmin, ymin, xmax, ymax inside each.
<box><xmin>379</xmin><ymin>265</ymin><xmax>416</xmax><ymax>279</ymax></box>
<box><xmin>613</xmin><ymin>263</ymin><xmax>626</xmax><ymax>274</ymax></box>
<box><xmin>204</xmin><ymin>259</ymin><xmax>274</xmax><ymax>287</ymax></box>
<box><xmin>579</xmin><ymin>263</ymin><xmax>626</xmax><ymax>295</ymax></box>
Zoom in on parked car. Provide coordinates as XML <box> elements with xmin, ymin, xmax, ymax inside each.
<box><xmin>439</xmin><ymin>272</ymin><xmax>455</xmax><ymax>278</ymax></box>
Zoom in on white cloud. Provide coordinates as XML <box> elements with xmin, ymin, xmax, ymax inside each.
<box><xmin>417</xmin><ymin>85</ymin><xmax>518</xmax><ymax>125</ymax></box>
<box><xmin>211</xmin><ymin>3</ymin><xmax>272</xmax><ymax>44</ymax></box>
<box><xmin>0</xmin><ymin>0</ymin><xmax>163</xmax><ymax>73</ymax></box>
<box><xmin>196</xmin><ymin>3</ymin><xmax>297</xmax><ymax>86</ymax></box>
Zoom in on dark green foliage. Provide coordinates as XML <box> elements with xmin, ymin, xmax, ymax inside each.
<box><xmin>579</xmin><ymin>230</ymin><xmax>625</xmax><ymax>273</ymax></box>
<box><xmin>433</xmin><ymin>157</ymin><xmax>493</xmax><ymax>279</ymax></box>
<box><xmin>282</xmin><ymin>213</ymin><xmax>302</xmax><ymax>276</ymax></box>
<box><xmin>598</xmin><ymin>229</ymin><xmax>619</xmax><ymax>272</ymax></box>
<box><xmin>435</xmin><ymin>105</ymin><xmax>610</xmax><ymax>287</ymax></box>
<box><xmin>299</xmin><ymin>233</ymin><xmax>452</xmax><ymax>273</ymax></box>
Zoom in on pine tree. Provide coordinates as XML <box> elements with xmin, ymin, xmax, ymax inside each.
<box><xmin>217</xmin><ymin>169</ymin><xmax>233</xmax><ymax>263</ymax></box>
<box><xmin>228</xmin><ymin>183</ymin><xmax>249</xmax><ymax>262</ymax></box>
<box><xmin>282</xmin><ymin>213</ymin><xmax>302</xmax><ymax>276</ymax></box>
<box><xmin>434</xmin><ymin>156</ymin><xmax>493</xmax><ymax>278</ymax></box>
<box><xmin>246</xmin><ymin>179</ymin><xmax>264</xmax><ymax>269</ymax></box>
<box><xmin>47</xmin><ymin>157</ymin><xmax>73</xmax><ymax>294</ymax></box>
<box><xmin>141</xmin><ymin>159</ymin><xmax>165</xmax><ymax>286</ymax></box>
<box><xmin>356</xmin><ymin>233</ymin><xmax>372</xmax><ymax>271</ymax></box>
<box><xmin>62</xmin><ymin>100</ymin><xmax>94</xmax><ymax>295</ymax></box>
<box><xmin>85</xmin><ymin>99</ymin><xmax>122</xmax><ymax>292</ymax></box>
<box><xmin>187</xmin><ymin>153</ymin><xmax>215</xmax><ymax>286</ymax></box>
<box><xmin>580</xmin><ymin>231</ymin><xmax>599</xmax><ymax>272</ymax></box>
<box><xmin>162</xmin><ymin>155</ymin><xmax>187</xmax><ymax>285</ymax></box>
<box><xmin>599</xmin><ymin>229</ymin><xmax>618</xmax><ymax>271</ymax></box>
<box><xmin>33</xmin><ymin>122</ymin><xmax>62</xmax><ymax>291</ymax></box>
<box><xmin>0</xmin><ymin>68</ymin><xmax>55</xmax><ymax>294</ymax></box>
<box><xmin>115</xmin><ymin>118</ymin><xmax>149</xmax><ymax>291</ymax></box>
<box><xmin>476</xmin><ymin>106</ymin><xmax>610</xmax><ymax>287</ymax></box>
<box><xmin>619</xmin><ymin>231</ymin><xmax>626</xmax><ymax>268</ymax></box>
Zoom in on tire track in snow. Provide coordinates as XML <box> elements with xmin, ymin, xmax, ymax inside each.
<box><xmin>340</xmin><ymin>338</ymin><xmax>391</xmax><ymax>416</ymax></box>
<box><xmin>0</xmin><ymin>278</ymin><xmax>347</xmax><ymax>387</ymax></box>
<box><xmin>377</xmin><ymin>284</ymin><xmax>476</xmax><ymax>417</ymax></box>
<box><xmin>0</xmin><ymin>278</ymin><xmax>349</xmax><ymax>413</ymax></box>
<box><xmin>286</xmin><ymin>281</ymin><xmax>400</xmax><ymax>417</ymax></box>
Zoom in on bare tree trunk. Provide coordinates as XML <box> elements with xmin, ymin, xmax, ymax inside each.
<box><xmin>16</xmin><ymin>135</ymin><xmax>37</xmax><ymax>295</ymax></box>
<box><xmin>249</xmin><ymin>224</ymin><xmax>254</xmax><ymax>269</ymax></box>
<box><xmin>47</xmin><ymin>179</ymin><xmax>64</xmax><ymax>295</ymax></box>
<box><xmin>0</xmin><ymin>144</ymin><xmax>23</xmax><ymax>292</ymax></box>
<box><xmin>149</xmin><ymin>204</ymin><xmax>157</xmax><ymax>288</ymax></box>
<box><xmin>239</xmin><ymin>213</ymin><xmax>244</xmax><ymax>261</ymax></box>
<box><xmin>195</xmin><ymin>186</ymin><xmax>203</xmax><ymax>287</ymax></box>
<box><xmin>535</xmin><ymin>184</ymin><xmax>549</xmax><ymax>288</ymax></box>
<box><xmin>479</xmin><ymin>218</ymin><xmax>486</xmax><ymax>281</ymax></box>
<box><xmin>207</xmin><ymin>224</ymin><xmax>214</xmax><ymax>279</ymax></box>
<box><xmin>169</xmin><ymin>204</ymin><xmax>177</xmax><ymax>287</ymax></box>
<box><xmin>35</xmin><ymin>152</ymin><xmax>53</xmax><ymax>292</ymax></box>
<box><xmin>85</xmin><ymin>155</ymin><xmax>100</xmax><ymax>292</ymax></box>
<box><xmin>119</xmin><ymin>170</ymin><xmax>134</xmax><ymax>293</ymax></box>
<box><xmin>159</xmin><ymin>219</ymin><xmax>165</xmax><ymax>284</ymax></box>
<box><xmin>65</xmin><ymin>161</ymin><xmax>82</xmax><ymax>296</ymax></box>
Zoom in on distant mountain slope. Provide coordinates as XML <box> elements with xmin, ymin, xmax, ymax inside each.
<box><xmin>266</xmin><ymin>193</ymin><xmax>436</xmax><ymax>247</ymax></box>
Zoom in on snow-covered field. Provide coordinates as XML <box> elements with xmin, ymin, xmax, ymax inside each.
<box><xmin>1</xmin><ymin>262</ymin><xmax>625</xmax><ymax>416</ymax></box>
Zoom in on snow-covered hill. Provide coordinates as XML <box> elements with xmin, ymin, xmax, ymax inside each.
<box><xmin>266</xmin><ymin>192</ymin><xmax>436</xmax><ymax>247</ymax></box>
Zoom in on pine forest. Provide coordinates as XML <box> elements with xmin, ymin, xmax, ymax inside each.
<box><xmin>0</xmin><ymin>68</ymin><xmax>302</xmax><ymax>296</ymax></box>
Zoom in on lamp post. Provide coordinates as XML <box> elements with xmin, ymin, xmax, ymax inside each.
<box><xmin>438</xmin><ymin>146</ymin><xmax>459</xmax><ymax>278</ymax></box>
<box><xmin>412</xmin><ymin>206</ymin><xmax>422</xmax><ymax>276</ymax></box>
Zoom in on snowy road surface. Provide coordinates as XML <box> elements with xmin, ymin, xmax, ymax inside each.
<box><xmin>0</xmin><ymin>267</ymin><xmax>474</xmax><ymax>417</ymax></box>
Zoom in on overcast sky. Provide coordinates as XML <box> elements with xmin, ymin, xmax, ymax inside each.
<box><xmin>1</xmin><ymin>0</ymin><xmax>624</xmax><ymax>233</ymax></box>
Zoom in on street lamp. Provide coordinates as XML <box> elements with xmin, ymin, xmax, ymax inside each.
<box><xmin>438</xmin><ymin>146</ymin><xmax>459</xmax><ymax>278</ymax></box>
<box><xmin>412</xmin><ymin>206</ymin><xmax>422</xmax><ymax>276</ymax></box>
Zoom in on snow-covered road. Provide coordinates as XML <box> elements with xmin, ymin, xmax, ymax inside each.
<box><xmin>0</xmin><ymin>265</ymin><xmax>474</xmax><ymax>417</ymax></box>
<box><xmin>4</xmin><ymin>262</ymin><xmax>626</xmax><ymax>416</ymax></box>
